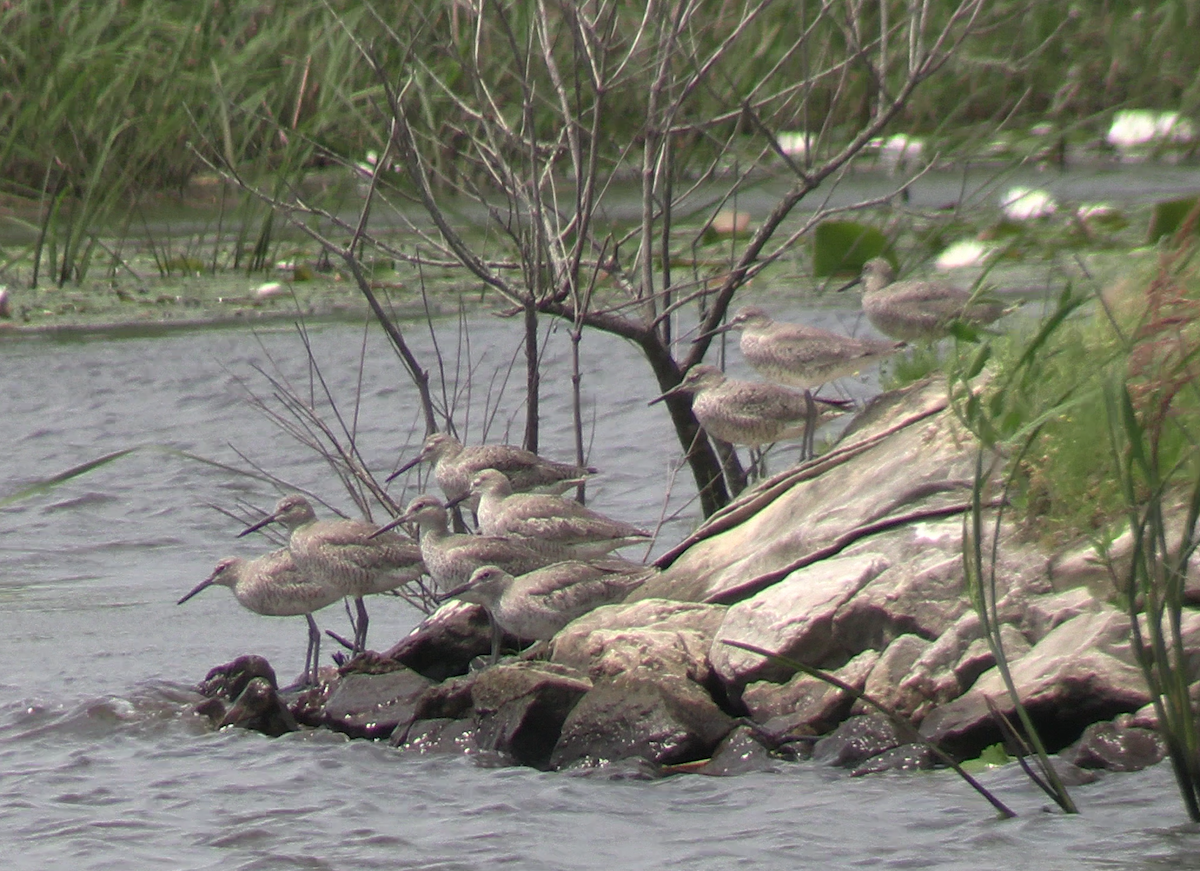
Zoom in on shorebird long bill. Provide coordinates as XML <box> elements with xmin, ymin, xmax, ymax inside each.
<box><xmin>385</xmin><ymin>452</ymin><xmax>424</xmax><ymax>483</ymax></box>
<box><xmin>176</xmin><ymin>575</ymin><xmax>215</xmax><ymax>605</ymax></box>
<box><xmin>648</xmin><ymin>382</ymin><xmax>687</xmax><ymax>406</ymax></box>
<box><xmin>834</xmin><ymin>273</ymin><xmax>863</xmax><ymax>293</ymax></box>
<box><xmin>692</xmin><ymin>320</ymin><xmax>737</xmax><ymax>342</ymax></box>
<box><xmin>238</xmin><ymin>511</ymin><xmax>279</xmax><ymax>538</ymax></box>
<box><xmin>368</xmin><ymin>513</ymin><xmax>409</xmax><ymax>539</ymax></box>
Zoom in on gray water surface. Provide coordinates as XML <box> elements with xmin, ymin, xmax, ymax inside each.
<box><xmin>2</xmin><ymin>307</ymin><xmax>1197</xmax><ymax>869</ymax></box>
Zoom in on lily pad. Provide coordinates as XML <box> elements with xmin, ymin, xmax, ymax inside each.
<box><xmin>811</xmin><ymin>220</ymin><xmax>891</xmax><ymax>276</ymax></box>
<box><xmin>1147</xmin><ymin>196</ymin><xmax>1200</xmax><ymax>244</ymax></box>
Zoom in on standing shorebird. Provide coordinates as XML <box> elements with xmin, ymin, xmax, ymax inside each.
<box><xmin>699</xmin><ymin>305</ymin><xmax>904</xmax><ymax>389</ymax></box>
<box><xmin>445</xmin><ymin>562</ymin><xmax>652</xmax><ymax>662</ymax></box>
<box><xmin>374</xmin><ymin>495</ymin><xmax>559</xmax><ymax>594</ymax></box>
<box><xmin>177</xmin><ymin>550</ymin><xmax>341</xmax><ymax>687</ymax></box>
<box><xmin>387</xmin><ymin>433</ymin><xmax>596</xmax><ymax>509</ymax></box>
<box><xmin>238</xmin><ymin>495</ymin><xmax>425</xmax><ymax>655</ymax></box>
<box><xmin>650</xmin><ymin>365</ymin><xmax>850</xmax><ymax>459</ymax></box>
<box><xmin>852</xmin><ymin>258</ymin><xmax>1011</xmax><ymax>342</ymax></box>
<box><xmin>461</xmin><ymin>469</ymin><xmax>652</xmax><ymax>559</ymax></box>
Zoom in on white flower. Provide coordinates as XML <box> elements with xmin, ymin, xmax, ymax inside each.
<box><xmin>777</xmin><ymin>131</ymin><xmax>811</xmax><ymax>159</ymax></box>
<box><xmin>1000</xmin><ymin>186</ymin><xmax>1057</xmax><ymax>221</ymax></box>
<box><xmin>935</xmin><ymin>240</ymin><xmax>989</xmax><ymax>270</ymax></box>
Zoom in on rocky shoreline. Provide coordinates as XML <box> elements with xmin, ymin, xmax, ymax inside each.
<box><xmin>188</xmin><ymin>376</ymin><xmax>1184</xmax><ymax>777</ymax></box>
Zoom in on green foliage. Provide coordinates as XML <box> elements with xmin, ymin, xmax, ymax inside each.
<box><xmin>1148</xmin><ymin>198</ymin><xmax>1200</xmax><ymax>244</ymax></box>
<box><xmin>811</xmin><ymin>222</ymin><xmax>891</xmax><ymax>277</ymax></box>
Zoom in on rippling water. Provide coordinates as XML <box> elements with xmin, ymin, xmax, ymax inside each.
<box><xmin>2</xmin><ymin>305</ymin><xmax>1197</xmax><ymax>868</ymax></box>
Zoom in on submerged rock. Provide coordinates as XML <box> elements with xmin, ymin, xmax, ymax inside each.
<box><xmin>550</xmin><ymin>673</ymin><xmax>734</xmax><ymax>769</ymax></box>
<box><xmin>1061</xmin><ymin>720</ymin><xmax>1166</xmax><ymax>772</ymax></box>
<box><xmin>321</xmin><ymin>668</ymin><xmax>433</xmax><ymax>740</ymax></box>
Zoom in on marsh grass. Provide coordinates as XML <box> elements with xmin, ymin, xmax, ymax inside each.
<box><xmin>949</xmin><ymin>242</ymin><xmax>1200</xmax><ymax>819</ymax></box>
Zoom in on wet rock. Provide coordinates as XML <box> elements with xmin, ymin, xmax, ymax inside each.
<box><xmin>550</xmin><ymin>673</ymin><xmax>734</xmax><ymax>769</ymax></box>
<box><xmin>745</xmin><ymin>649</ymin><xmax>879</xmax><ymax>738</ymax></box>
<box><xmin>1050</xmin><ymin>758</ymin><xmax>1099</xmax><ymax>786</ymax></box>
<box><xmin>698</xmin><ymin>725</ymin><xmax>779</xmax><ymax>776</ymax></box>
<box><xmin>898</xmin><ymin>612</ymin><xmax>984</xmax><ymax>721</ymax></box>
<box><xmin>920</xmin><ymin>608</ymin><xmax>1150</xmax><ymax>758</ymax></box>
<box><xmin>1016</xmin><ymin>587</ymin><xmax>1101</xmax><ymax>640</ymax></box>
<box><xmin>321</xmin><ymin>667</ymin><xmax>434</xmax><ymax>740</ymax></box>
<box><xmin>471</xmin><ymin>661</ymin><xmax>592</xmax><ymax>769</ymax></box>
<box><xmin>1060</xmin><ymin>720</ymin><xmax>1166</xmax><ymax>772</ymax></box>
<box><xmin>198</xmin><ymin>654</ymin><xmax>278</xmax><ymax>700</ymax></box>
<box><xmin>851</xmin><ymin>743</ymin><xmax>937</xmax><ymax>775</ymax></box>
<box><xmin>830</xmin><ymin>531</ymin><xmax>968</xmax><ymax>654</ymax></box>
<box><xmin>392</xmin><ymin>717</ymin><xmax>481</xmax><ymax>756</ymax></box>
<box><xmin>709</xmin><ymin>552</ymin><xmax>887</xmax><ymax>694</ymax></box>
<box><xmin>218</xmin><ymin>676</ymin><xmax>298</xmax><ymax>737</ymax></box>
<box><xmin>851</xmin><ymin>633</ymin><xmax>932</xmax><ymax>717</ymax></box>
<box><xmin>812</xmin><ymin>713</ymin><xmax>904</xmax><ymax>768</ymax></box>
<box><xmin>952</xmin><ymin>623</ymin><xmax>1031</xmax><ymax>694</ymax></box>
<box><xmin>411</xmin><ymin>675</ymin><xmax>476</xmax><ymax>722</ymax></box>
<box><xmin>383</xmin><ymin>601</ymin><xmax>495</xmax><ymax>681</ymax></box>
<box><xmin>635</xmin><ymin>378</ymin><xmax>965</xmax><ymax>605</ymax></box>
<box><xmin>551</xmin><ymin>598</ymin><xmax>726</xmax><ymax>684</ymax></box>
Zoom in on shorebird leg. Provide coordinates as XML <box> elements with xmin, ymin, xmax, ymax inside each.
<box><xmin>488</xmin><ymin>612</ymin><xmax>503</xmax><ymax>665</ymax></box>
<box><xmin>305</xmin><ymin>613</ymin><xmax>321</xmax><ymax>687</ymax></box>
<box><xmin>353</xmin><ymin>596</ymin><xmax>370</xmax><ymax>654</ymax></box>
<box><xmin>802</xmin><ymin>389</ymin><xmax>818</xmax><ymax>461</ymax></box>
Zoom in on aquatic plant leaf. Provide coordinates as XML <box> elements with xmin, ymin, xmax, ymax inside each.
<box><xmin>1147</xmin><ymin>197</ymin><xmax>1200</xmax><ymax>244</ymax></box>
<box><xmin>812</xmin><ymin>221</ymin><xmax>891</xmax><ymax>277</ymax></box>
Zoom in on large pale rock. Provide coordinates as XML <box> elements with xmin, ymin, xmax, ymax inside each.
<box><xmin>920</xmin><ymin>608</ymin><xmax>1151</xmax><ymax>758</ymax></box>
<box><xmin>710</xmin><ymin>552</ymin><xmax>887</xmax><ymax>693</ymax></box>
<box><xmin>953</xmin><ymin>623</ymin><xmax>1031</xmax><ymax>693</ymax></box>
<box><xmin>550</xmin><ymin>673</ymin><xmax>734</xmax><ymax>769</ymax></box>
<box><xmin>635</xmin><ymin>379</ymin><xmax>968</xmax><ymax>605</ymax></box>
<box><xmin>852</xmin><ymin>633</ymin><xmax>932</xmax><ymax>717</ymax></box>
<box><xmin>830</xmin><ymin>528</ymin><xmax>968</xmax><ymax>652</ymax></box>
<box><xmin>552</xmin><ymin>599</ymin><xmax>727</xmax><ymax>684</ymax></box>
<box><xmin>745</xmin><ymin>649</ymin><xmax>879</xmax><ymax>739</ymax></box>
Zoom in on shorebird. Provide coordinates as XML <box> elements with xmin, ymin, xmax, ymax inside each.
<box><xmin>387</xmin><ymin>432</ymin><xmax>595</xmax><ymax>508</ymax></box>
<box><xmin>178</xmin><ymin>550</ymin><xmax>341</xmax><ymax>687</ymax></box>
<box><xmin>445</xmin><ymin>562</ymin><xmax>652</xmax><ymax>662</ymax></box>
<box><xmin>698</xmin><ymin>305</ymin><xmax>904</xmax><ymax>389</ymax></box>
<box><xmin>238</xmin><ymin>495</ymin><xmax>425</xmax><ymax>654</ymax></box>
<box><xmin>650</xmin><ymin>365</ymin><xmax>850</xmax><ymax>459</ymax></box>
<box><xmin>374</xmin><ymin>495</ymin><xmax>558</xmax><ymax>594</ymax></box>
<box><xmin>461</xmin><ymin>469</ymin><xmax>652</xmax><ymax>559</ymax></box>
<box><xmin>852</xmin><ymin>258</ymin><xmax>1011</xmax><ymax>342</ymax></box>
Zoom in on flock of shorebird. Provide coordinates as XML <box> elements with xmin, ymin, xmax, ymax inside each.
<box><xmin>178</xmin><ymin>258</ymin><xmax>1015</xmax><ymax>686</ymax></box>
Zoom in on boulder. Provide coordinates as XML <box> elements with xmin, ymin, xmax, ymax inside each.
<box><xmin>392</xmin><ymin>718</ymin><xmax>481</xmax><ymax>756</ymax></box>
<box><xmin>550</xmin><ymin>673</ymin><xmax>735</xmax><ymax>769</ymax></box>
<box><xmin>552</xmin><ymin>599</ymin><xmax>727</xmax><ymax>684</ymax></box>
<box><xmin>745</xmin><ymin>649</ymin><xmax>879</xmax><ymax>739</ymax></box>
<box><xmin>1060</xmin><ymin>720</ymin><xmax>1166</xmax><ymax>772</ymax></box>
<box><xmin>699</xmin><ymin>725</ymin><xmax>779</xmax><ymax>776</ymax></box>
<box><xmin>852</xmin><ymin>633</ymin><xmax>933</xmax><ymax>717</ymax></box>
<box><xmin>811</xmin><ymin>713</ymin><xmax>904</xmax><ymax>768</ymax></box>
<box><xmin>470</xmin><ymin>661</ymin><xmax>593</xmax><ymax>769</ymax></box>
<box><xmin>953</xmin><ymin>623</ymin><xmax>1031</xmax><ymax>694</ymax></box>
<box><xmin>920</xmin><ymin>608</ymin><xmax>1151</xmax><ymax>758</ymax></box>
<box><xmin>218</xmin><ymin>675</ymin><xmax>298</xmax><ymax>737</ymax></box>
<box><xmin>710</xmin><ymin>552</ymin><xmax>887</xmax><ymax>694</ymax></box>
<box><xmin>383</xmin><ymin>601</ymin><xmax>495</xmax><ymax>681</ymax></box>
<box><xmin>321</xmin><ymin>668</ymin><xmax>434</xmax><ymax>740</ymax></box>
<box><xmin>636</xmin><ymin>378</ymin><xmax>971</xmax><ymax>605</ymax></box>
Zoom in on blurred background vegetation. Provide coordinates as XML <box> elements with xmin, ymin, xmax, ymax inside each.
<box><xmin>2</xmin><ymin>0</ymin><xmax>1198</xmax><ymax>205</ymax></box>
